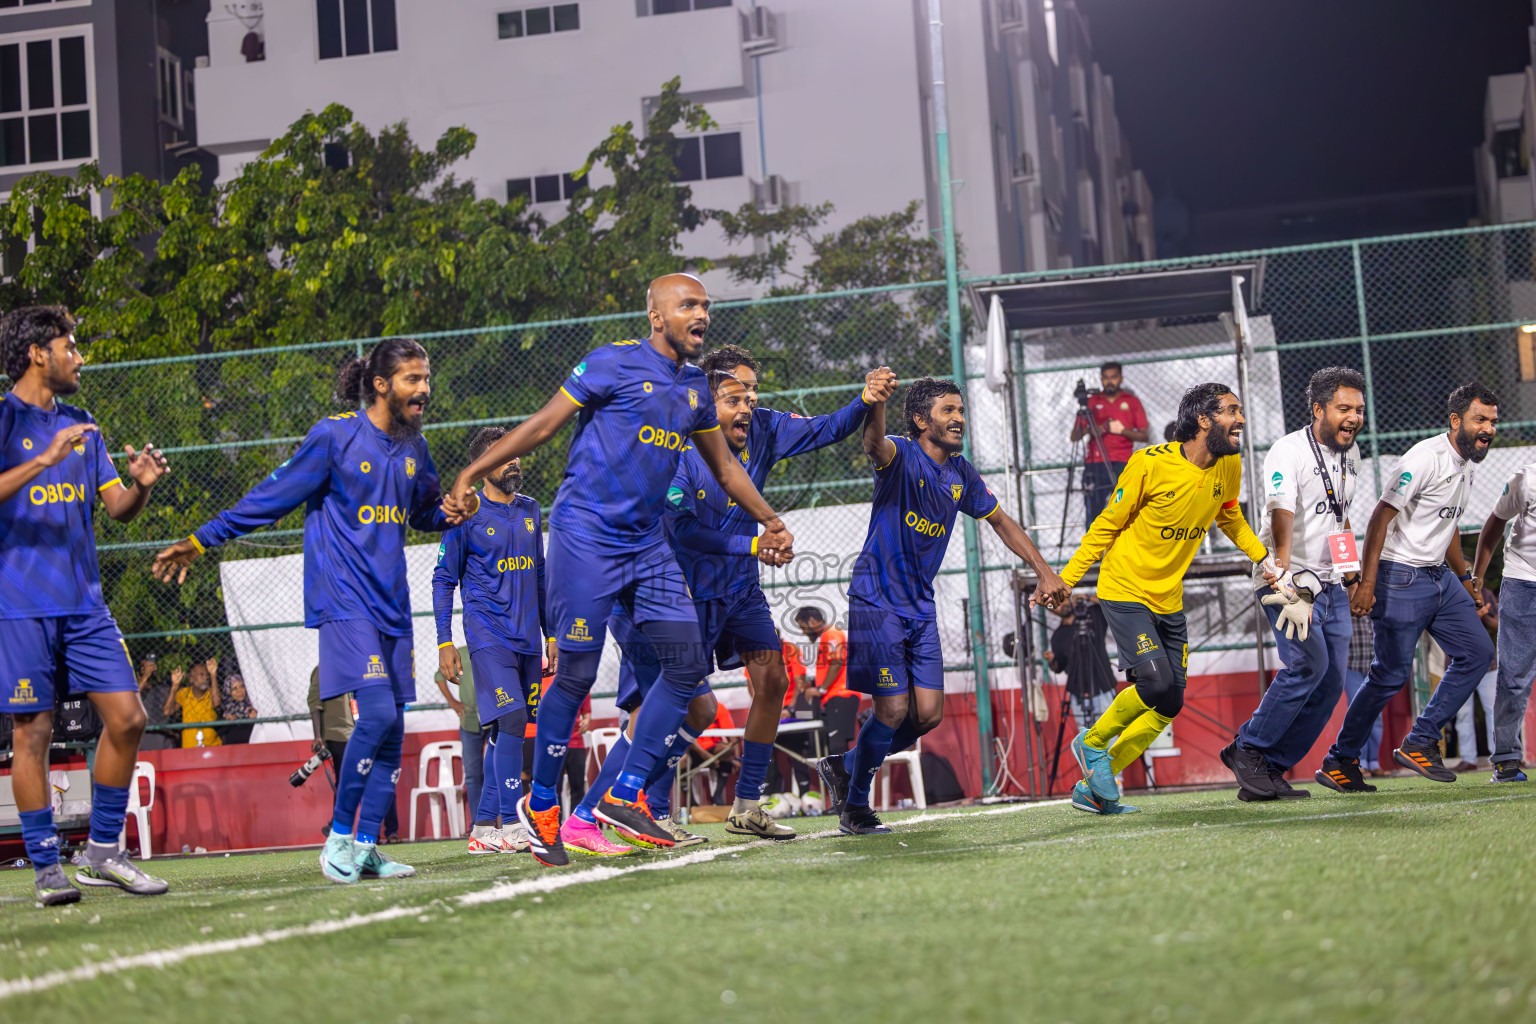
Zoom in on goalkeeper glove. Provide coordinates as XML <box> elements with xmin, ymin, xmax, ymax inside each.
<box><xmin>1260</xmin><ymin>568</ymin><xmax>1323</xmax><ymax>641</ymax></box>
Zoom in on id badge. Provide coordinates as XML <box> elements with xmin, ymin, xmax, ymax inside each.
<box><xmin>1328</xmin><ymin>531</ymin><xmax>1361</xmax><ymax>574</ymax></box>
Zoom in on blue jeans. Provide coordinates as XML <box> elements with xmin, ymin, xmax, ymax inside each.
<box><xmin>1494</xmin><ymin>578</ymin><xmax>1536</xmax><ymax>763</ymax></box>
<box><xmin>1238</xmin><ymin>582</ymin><xmax>1350</xmax><ymax>770</ymax></box>
<box><xmin>1331</xmin><ymin>561</ymin><xmax>1494</xmax><ymax>759</ymax></box>
<box><xmin>1342</xmin><ymin>669</ymin><xmax>1384</xmax><ymax>770</ymax></box>
<box><xmin>460</xmin><ymin>727</ymin><xmax>487</xmax><ymax>823</ymax></box>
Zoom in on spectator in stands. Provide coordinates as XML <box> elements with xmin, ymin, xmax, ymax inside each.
<box><xmin>433</xmin><ymin>645</ymin><xmax>486</xmax><ymax>832</ymax></box>
<box><xmin>165</xmin><ymin>659</ymin><xmax>222</xmax><ymax>748</ymax></box>
<box><xmin>1452</xmin><ymin>585</ymin><xmax>1499</xmax><ymax>772</ymax></box>
<box><xmin>219</xmin><ymin>674</ymin><xmax>258</xmax><ymax>744</ymax></box>
<box><xmin>564</xmin><ymin>697</ymin><xmax>591</xmax><ymax>811</ymax></box>
<box><xmin>1069</xmin><ymin>361</ymin><xmax>1149</xmax><ymax>523</ymax></box>
<box><xmin>137</xmin><ymin>654</ymin><xmax>175</xmax><ymax>751</ymax></box>
<box><xmin>1044</xmin><ymin>597</ymin><xmax>1118</xmax><ymax>727</ymax></box>
<box><xmin>1342</xmin><ymin>613</ymin><xmax>1386</xmax><ymax>775</ymax></box>
<box><xmin>687</xmin><ymin>702</ymin><xmax>738</xmax><ymax>805</ymax></box>
<box><xmin>796</xmin><ymin>607</ymin><xmax>858</xmax><ymax>753</ymax></box>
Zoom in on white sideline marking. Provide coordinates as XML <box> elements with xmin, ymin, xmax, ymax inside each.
<box><xmin>0</xmin><ymin>801</ymin><xmax>1059</xmax><ymax>999</ymax></box>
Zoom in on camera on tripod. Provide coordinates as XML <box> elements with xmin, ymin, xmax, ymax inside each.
<box><xmin>289</xmin><ymin>746</ymin><xmax>332</xmax><ymax>787</ymax></box>
<box><xmin>1073</xmin><ymin>378</ymin><xmax>1099</xmax><ymax>406</ymax></box>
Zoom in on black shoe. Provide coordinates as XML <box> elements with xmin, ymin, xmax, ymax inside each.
<box><xmin>838</xmin><ymin>804</ymin><xmax>891</xmax><ymax>835</ymax></box>
<box><xmin>34</xmin><ymin>864</ymin><xmax>81</xmax><ymax>906</ymax></box>
<box><xmin>592</xmin><ymin>790</ymin><xmax>675</xmax><ymax>848</ymax></box>
<box><xmin>1314</xmin><ymin>754</ymin><xmax>1377</xmax><ymax>793</ymax></box>
<box><xmin>816</xmin><ymin>755</ymin><xmax>852</xmax><ymax>814</ymax></box>
<box><xmin>1267</xmin><ymin>768</ymin><xmax>1310</xmax><ymax>799</ymax></box>
<box><xmin>1236</xmin><ymin>787</ymin><xmax>1276</xmax><ymax>802</ymax></box>
<box><xmin>1492</xmin><ymin>761</ymin><xmax>1528</xmax><ymax>784</ymax></box>
<box><xmin>1393</xmin><ymin>740</ymin><xmax>1456</xmax><ymax>782</ymax></box>
<box><xmin>1220</xmin><ymin>739</ymin><xmax>1277</xmax><ymax>798</ymax></box>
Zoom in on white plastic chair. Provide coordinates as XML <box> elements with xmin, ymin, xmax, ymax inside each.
<box><xmin>878</xmin><ymin>740</ymin><xmax>926</xmax><ymax>811</ymax></box>
<box><xmin>118</xmin><ymin>761</ymin><xmax>155</xmax><ymax>859</ymax></box>
<box><xmin>587</xmin><ymin>726</ymin><xmax>622</xmax><ymax>771</ymax></box>
<box><xmin>409</xmin><ymin>741</ymin><xmax>464</xmax><ymax>839</ymax></box>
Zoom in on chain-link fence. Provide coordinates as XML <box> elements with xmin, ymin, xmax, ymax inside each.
<box><xmin>9</xmin><ymin>220</ymin><xmax>1534</xmax><ymax>748</ymax></box>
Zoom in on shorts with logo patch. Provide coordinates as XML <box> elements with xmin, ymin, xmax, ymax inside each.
<box><xmin>847</xmin><ymin>595</ymin><xmax>944</xmax><ymax>695</ymax></box>
<box><xmin>1097</xmin><ymin>599</ymin><xmax>1188</xmax><ymax>688</ymax></box>
<box><xmin>317</xmin><ymin>619</ymin><xmax>415</xmax><ymax>703</ymax></box>
<box><xmin>547</xmin><ymin>527</ymin><xmax>698</xmax><ymax>654</ymax></box>
<box><xmin>0</xmin><ymin>609</ymin><xmax>137</xmax><ymax>714</ymax></box>
<box><xmin>467</xmin><ymin>646</ymin><xmax>539</xmax><ymax>727</ymax></box>
<box><xmin>610</xmin><ymin>604</ymin><xmax>712</xmax><ymax>713</ymax></box>
<box><xmin>701</xmin><ymin>584</ymin><xmax>781</xmax><ymax>672</ymax></box>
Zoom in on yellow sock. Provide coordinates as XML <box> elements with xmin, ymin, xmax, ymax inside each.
<box><xmin>1084</xmin><ymin>687</ymin><xmax>1150</xmax><ymax>749</ymax></box>
<box><xmin>1110</xmin><ymin>710</ymin><xmax>1175</xmax><ymax>774</ymax></box>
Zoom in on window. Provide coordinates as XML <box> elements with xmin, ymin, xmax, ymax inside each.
<box><xmin>0</xmin><ymin>31</ymin><xmax>93</xmax><ymax>169</ymax></box>
<box><xmin>506</xmin><ymin>171</ymin><xmax>588</xmax><ymax>205</ymax></box>
<box><xmin>643</xmin><ymin>0</ymin><xmax>731</xmax><ymax>14</ymax></box>
<box><xmin>157</xmin><ymin>48</ymin><xmax>181</xmax><ymax>127</ymax></box>
<box><xmin>670</xmin><ymin>131</ymin><xmax>742</xmax><ymax>182</ymax></box>
<box><xmin>0</xmin><ymin>1</ymin><xmax>93</xmax><ymax>11</ymax></box>
<box><xmin>1493</xmin><ymin>127</ymin><xmax>1526</xmax><ymax>181</ymax></box>
<box><xmin>317</xmin><ymin>0</ymin><xmax>397</xmax><ymax>60</ymax></box>
<box><xmin>498</xmin><ymin>4</ymin><xmax>580</xmax><ymax>39</ymax></box>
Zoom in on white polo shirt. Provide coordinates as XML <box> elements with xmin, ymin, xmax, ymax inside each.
<box><xmin>1252</xmin><ymin>427</ymin><xmax>1360</xmax><ymax>586</ymax></box>
<box><xmin>1493</xmin><ymin>464</ymin><xmax>1536</xmax><ymax>583</ymax></box>
<box><xmin>1378</xmin><ymin>433</ymin><xmax>1475</xmax><ymax>567</ymax></box>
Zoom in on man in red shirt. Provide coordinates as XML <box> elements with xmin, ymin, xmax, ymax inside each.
<box><xmin>1069</xmin><ymin>362</ymin><xmax>1149</xmax><ymax>525</ymax></box>
<box><xmin>795</xmin><ymin>607</ymin><xmax>858</xmax><ymax>754</ymax></box>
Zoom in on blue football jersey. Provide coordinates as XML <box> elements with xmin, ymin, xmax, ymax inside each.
<box><xmin>551</xmin><ymin>340</ymin><xmax>718</xmax><ymax>544</ymax></box>
<box><xmin>432</xmin><ymin>493</ymin><xmax>547</xmax><ymax>655</ymax></box>
<box><xmin>193</xmin><ymin>411</ymin><xmax>449</xmax><ymax>637</ymax></box>
<box><xmin>847</xmin><ymin>435</ymin><xmax>999</xmax><ymax>618</ymax></box>
<box><xmin>666</xmin><ymin>396</ymin><xmax>869</xmax><ymax>599</ymax></box>
<box><xmin>0</xmin><ymin>392</ymin><xmax>123</xmax><ymax>619</ymax></box>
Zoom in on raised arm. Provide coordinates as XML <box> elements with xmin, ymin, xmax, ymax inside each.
<box><xmin>446</xmin><ymin>391</ymin><xmax>581</xmax><ymax>517</ymax></box>
<box><xmin>99</xmin><ymin>438</ymin><xmax>170</xmax><ymax>524</ymax></box>
<box><xmin>861</xmin><ymin>389</ymin><xmax>897</xmax><ymax>470</ymax></box>
<box><xmin>770</xmin><ymin>368</ymin><xmax>896</xmax><ymax>458</ymax></box>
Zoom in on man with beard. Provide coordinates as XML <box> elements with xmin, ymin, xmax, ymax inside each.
<box><xmin>1222</xmin><ymin>368</ymin><xmax>1366</xmax><ymax>801</ymax></box>
<box><xmin>813</xmin><ymin>377</ymin><xmax>1070</xmax><ymax>835</ymax></box>
<box><xmin>1053</xmin><ymin>383</ymin><xmax>1275</xmax><ymax>816</ymax></box>
<box><xmin>433</xmin><ymin>427</ymin><xmax>553</xmax><ymax>854</ymax></box>
<box><xmin>0</xmin><ymin>306</ymin><xmax>171</xmax><ymax>905</ymax></box>
<box><xmin>443</xmin><ymin>274</ymin><xmax>793</xmax><ymax>866</ymax></box>
<box><xmin>1071</xmin><ymin>361</ymin><xmax>1149</xmax><ymax>524</ymax></box>
<box><xmin>1319</xmin><ymin>383</ymin><xmax>1499</xmax><ymax>790</ymax></box>
<box><xmin>153</xmin><ymin>338</ymin><xmax>454</xmax><ymax>882</ymax></box>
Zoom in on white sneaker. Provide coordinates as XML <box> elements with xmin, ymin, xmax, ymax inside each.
<box><xmin>501</xmin><ymin>823</ymin><xmax>532</xmax><ymax>852</ymax></box>
<box><xmin>467</xmin><ymin>824</ymin><xmax>503</xmax><ymax>856</ymax></box>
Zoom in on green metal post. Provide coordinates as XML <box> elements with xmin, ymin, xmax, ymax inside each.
<box><xmin>927</xmin><ymin>0</ymin><xmax>994</xmax><ymax>793</ymax></box>
<box><xmin>1350</xmin><ymin>242</ymin><xmax>1383</xmax><ymax>493</ymax></box>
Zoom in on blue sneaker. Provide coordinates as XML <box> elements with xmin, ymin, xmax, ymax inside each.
<box><xmin>355</xmin><ymin>842</ymin><xmax>415</xmax><ymax>879</ymax></box>
<box><xmin>1070</xmin><ymin>780</ymin><xmax>1140</xmax><ymax>815</ymax></box>
<box><xmin>1072</xmin><ymin>730</ymin><xmax>1120</xmax><ymax>802</ymax></box>
<box><xmin>1492</xmin><ymin>761</ymin><xmax>1528</xmax><ymax>783</ymax></box>
<box><xmin>320</xmin><ymin>830</ymin><xmax>360</xmax><ymax>884</ymax></box>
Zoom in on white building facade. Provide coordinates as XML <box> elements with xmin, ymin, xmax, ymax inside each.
<box><xmin>195</xmin><ymin>0</ymin><xmax>1152</xmax><ymax>288</ymax></box>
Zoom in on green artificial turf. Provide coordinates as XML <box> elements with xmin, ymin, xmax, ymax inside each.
<box><xmin>2</xmin><ymin>780</ymin><xmax>1534</xmax><ymax>1023</ymax></box>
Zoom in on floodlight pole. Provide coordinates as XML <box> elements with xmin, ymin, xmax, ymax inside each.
<box><xmin>928</xmin><ymin>0</ymin><xmax>995</xmax><ymax>793</ymax></box>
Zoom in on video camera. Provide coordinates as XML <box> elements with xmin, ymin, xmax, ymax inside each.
<box><xmin>289</xmin><ymin>746</ymin><xmax>332</xmax><ymax>787</ymax></box>
<box><xmin>1073</xmin><ymin>379</ymin><xmax>1100</xmax><ymax>407</ymax></box>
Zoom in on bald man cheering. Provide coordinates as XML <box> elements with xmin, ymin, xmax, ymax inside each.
<box><xmin>445</xmin><ymin>274</ymin><xmax>792</xmax><ymax>866</ymax></box>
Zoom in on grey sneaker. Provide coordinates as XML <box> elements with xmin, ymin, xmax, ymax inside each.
<box><xmin>655</xmin><ymin>816</ymin><xmax>709</xmax><ymax>848</ymax></box>
<box><xmin>725</xmin><ymin>799</ymin><xmax>796</xmax><ymax>840</ymax></box>
<box><xmin>75</xmin><ymin>846</ymin><xmax>168</xmax><ymax>896</ymax></box>
<box><xmin>356</xmin><ymin>842</ymin><xmax>415</xmax><ymax>879</ymax></box>
<box><xmin>34</xmin><ymin>863</ymin><xmax>81</xmax><ymax>906</ymax></box>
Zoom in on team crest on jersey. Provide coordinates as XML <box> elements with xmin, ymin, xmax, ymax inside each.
<box><xmin>72</xmin><ymin>439</ymin><xmax>85</xmax><ymax>455</ymax></box>
<box><xmin>951</xmin><ymin>484</ymin><xmax>963</xmax><ymax>500</ymax></box>
<box><xmin>524</xmin><ymin>517</ymin><xmax>535</xmax><ymax>532</ymax></box>
<box><xmin>1212</xmin><ymin>482</ymin><xmax>1223</xmax><ymax>500</ymax></box>
<box><xmin>10</xmin><ymin>678</ymin><xmax>36</xmax><ymax>703</ymax></box>
<box><xmin>405</xmin><ymin>457</ymin><xmax>416</xmax><ymax>478</ymax></box>
<box><xmin>688</xmin><ymin>389</ymin><xmax>698</xmax><ymax>409</ymax></box>
<box><xmin>1135</xmin><ymin>633</ymin><xmax>1159</xmax><ymax>655</ymax></box>
<box><xmin>364</xmin><ymin>656</ymin><xmax>389</xmax><ymax>679</ymax></box>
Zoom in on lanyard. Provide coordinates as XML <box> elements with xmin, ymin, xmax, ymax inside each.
<box><xmin>1305</xmin><ymin>427</ymin><xmax>1347</xmax><ymax>526</ymax></box>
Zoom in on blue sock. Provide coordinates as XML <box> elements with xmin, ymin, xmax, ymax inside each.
<box><xmin>355</xmin><ymin>702</ymin><xmax>404</xmax><ymax>842</ymax></box>
<box><xmin>612</xmin><ymin>771</ymin><xmax>649</xmax><ymax>804</ymax></box>
<box><xmin>88</xmin><ymin>781</ymin><xmax>131</xmax><ymax>846</ymax></box>
<box><xmin>887</xmin><ymin>718</ymin><xmax>922</xmax><ymax>756</ymax></box>
<box><xmin>331</xmin><ymin>686</ymin><xmax>396</xmax><ymax>835</ymax></box>
<box><xmin>642</xmin><ymin>724</ymin><xmax>695</xmax><ymax>819</ymax></box>
<box><xmin>845</xmin><ymin>718</ymin><xmax>896</xmax><ymax>808</ymax></box>
<box><xmin>493</xmin><ymin>709</ymin><xmax>527</xmax><ymax>821</ymax></box>
<box><xmin>576</xmin><ymin>733</ymin><xmax>628</xmax><ymax>823</ymax></box>
<box><xmin>19</xmin><ymin>808</ymin><xmax>60</xmax><ymax>868</ymax></box>
<box><xmin>476</xmin><ymin>733</ymin><xmax>500</xmax><ymax>825</ymax></box>
<box><xmin>619</xmin><ymin>621</ymin><xmax>708</xmax><ymax>796</ymax></box>
<box><xmin>735</xmin><ymin>740</ymin><xmax>773</xmax><ymax>802</ymax></box>
<box><xmin>531</xmin><ymin>649</ymin><xmax>599</xmax><ymax>812</ymax></box>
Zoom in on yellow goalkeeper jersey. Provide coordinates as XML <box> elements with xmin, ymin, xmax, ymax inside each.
<box><xmin>1061</xmin><ymin>443</ymin><xmax>1268</xmax><ymax>614</ymax></box>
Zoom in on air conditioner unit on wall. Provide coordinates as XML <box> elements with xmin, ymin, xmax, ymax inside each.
<box><xmin>754</xmin><ymin>174</ymin><xmax>790</xmax><ymax>210</ymax></box>
<box><xmin>742</xmin><ymin>7</ymin><xmax>779</xmax><ymax>55</ymax></box>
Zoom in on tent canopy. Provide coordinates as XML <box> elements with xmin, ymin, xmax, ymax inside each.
<box><xmin>969</xmin><ymin>262</ymin><xmax>1264</xmax><ymax>331</ymax></box>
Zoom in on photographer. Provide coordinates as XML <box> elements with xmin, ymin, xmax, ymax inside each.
<box><xmin>1044</xmin><ymin>597</ymin><xmax>1119</xmax><ymax>726</ymax></box>
<box><xmin>1070</xmin><ymin>362</ymin><xmax>1149</xmax><ymax>524</ymax></box>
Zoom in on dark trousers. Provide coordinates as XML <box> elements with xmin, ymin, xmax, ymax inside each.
<box><xmin>563</xmin><ymin>747</ymin><xmax>588</xmax><ymax>807</ymax></box>
<box><xmin>1238</xmin><ymin>583</ymin><xmax>1351</xmax><ymax>770</ymax></box>
<box><xmin>822</xmin><ymin>695</ymin><xmax>860</xmax><ymax>754</ymax></box>
<box><xmin>1083</xmin><ymin>461</ymin><xmax>1125</xmax><ymax>526</ymax></box>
